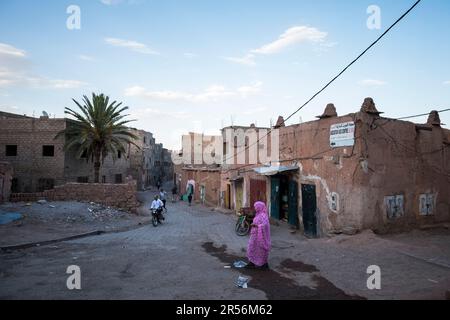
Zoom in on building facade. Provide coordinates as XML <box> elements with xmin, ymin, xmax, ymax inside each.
<box><xmin>0</xmin><ymin>111</ymin><xmax>172</xmax><ymax>193</ymax></box>
<box><xmin>176</xmin><ymin>98</ymin><xmax>450</xmax><ymax>236</ymax></box>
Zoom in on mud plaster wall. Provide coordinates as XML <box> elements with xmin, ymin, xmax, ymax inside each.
<box><xmin>355</xmin><ymin>113</ymin><xmax>450</xmax><ymax>232</ymax></box>
<box><xmin>180</xmin><ymin>168</ymin><xmax>221</xmax><ymax>206</ymax></box>
<box><xmin>278</xmin><ymin>114</ymin><xmax>362</xmax><ymax>236</ymax></box>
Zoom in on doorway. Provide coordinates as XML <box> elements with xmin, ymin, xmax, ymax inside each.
<box><xmin>301</xmin><ymin>184</ymin><xmax>318</xmax><ymax>237</ymax></box>
<box><xmin>270</xmin><ymin>175</ymin><xmax>299</xmax><ymax>227</ymax></box>
<box><xmin>234</xmin><ymin>180</ymin><xmax>244</xmax><ymax>212</ymax></box>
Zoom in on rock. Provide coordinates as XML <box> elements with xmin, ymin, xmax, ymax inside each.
<box><xmin>37</xmin><ymin>200</ymin><xmax>47</xmax><ymax>205</ymax></box>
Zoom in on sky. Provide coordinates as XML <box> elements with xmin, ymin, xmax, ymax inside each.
<box><xmin>0</xmin><ymin>0</ymin><xmax>449</xmax><ymax>150</ymax></box>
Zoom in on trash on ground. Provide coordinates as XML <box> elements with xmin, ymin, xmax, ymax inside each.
<box><xmin>224</xmin><ymin>265</ymin><xmax>231</xmax><ymax>269</ymax></box>
<box><xmin>49</xmin><ymin>205</ymin><xmax>56</xmax><ymax>208</ymax></box>
<box><xmin>236</xmin><ymin>276</ymin><xmax>249</xmax><ymax>288</ymax></box>
<box><xmin>37</xmin><ymin>200</ymin><xmax>47</xmax><ymax>205</ymax></box>
<box><xmin>233</xmin><ymin>260</ymin><xmax>248</xmax><ymax>268</ymax></box>
<box><xmin>0</xmin><ymin>212</ymin><xmax>23</xmax><ymax>225</ymax></box>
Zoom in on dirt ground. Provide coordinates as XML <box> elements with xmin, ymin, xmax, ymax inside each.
<box><xmin>0</xmin><ymin>191</ymin><xmax>449</xmax><ymax>300</ymax></box>
<box><xmin>0</xmin><ymin>200</ymin><xmax>151</xmax><ymax>247</ymax></box>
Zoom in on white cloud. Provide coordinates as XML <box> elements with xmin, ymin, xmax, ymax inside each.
<box><xmin>0</xmin><ymin>43</ymin><xmax>26</xmax><ymax>58</ymax></box>
<box><xmin>78</xmin><ymin>55</ymin><xmax>95</xmax><ymax>61</ymax></box>
<box><xmin>125</xmin><ymin>82</ymin><xmax>263</xmax><ymax>103</ymax></box>
<box><xmin>359</xmin><ymin>79</ymin><xmax>387</xmax><ymax>87</ymax></box>
<box><xmin>0</xmin><ymin>43</ymin><xmax>86</xmax><ymax>90</ymax></box>
<box><xmin>237</xmin><ymin>81</ymin><xmax>263</xmax><ymax>96</ymax></box>
<box><xmin>105</xmin><ymin>37</ymin><xmax>159</xmax><ymax>55</ymax></box>
<box><xmin>132</xmin><ymin>108</ymin><xmax>192</xmax><ymax>119</ymax></box>
<box><xmin>242</xmin><ymin>106</ymin><xmax>267</xmax><ymax>115</ymax></box>
<box><xmin>100</xmin><ymin>0</ymin><xmax>124</xmax><ymax>5</ymax></box>
<box><xmin>251</xmin><ymin>26</ymin><xmax>327</xmax><ymax>55</ymax></box>
<box><xmin>184</xmin><ymin>53</ymin><xmax>198</xmax><ymax>58</ymax></box>
<box><xmin>225</xmin><ymin>25</ymin><xmax>328</xmax><ymax>66</ymax></box>
<box><xmin>223</xmin><ymin>54</ymin><xmax>256</xmax><ymax>66</ymax></box>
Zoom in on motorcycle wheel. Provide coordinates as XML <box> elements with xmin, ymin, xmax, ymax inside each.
<box><xmin>235</xmin><ymin>220</ymin><xmax>250</xmax><ymax>236</ymax></box>
<box><xmin>152</xmin><ymin>216</ymin><xmax>158</xmax><ymax>227</ymax></box>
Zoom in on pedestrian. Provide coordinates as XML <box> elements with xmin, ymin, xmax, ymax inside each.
<box><xmin>160</xmin><ymin>189</ymin><xmax>167</xmax><ymax>211</ymax></box>
<box><xmin>171</xmin><ymin>185</ymin><xmax>178</xmax><ymax>203</ymax></box>
<box><xmin>246</xmin><ymin>201</ymin><xmax>271</xmax><ymax>270</ymax></box>
<box><xmin>187</xmin><ymin>183</ymin><xmax>194</xmax><ymax>206</ymax></box>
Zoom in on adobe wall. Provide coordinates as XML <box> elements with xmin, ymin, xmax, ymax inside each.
<box><xmin>355</xmin><ymin>113</ymin><xmax>450</xmax><ymax>232</ymax></box>
<box><xmin>10</xmin><ymin>179</ymin><xmax>139</xmax><ymax>213</ymax></box>
<box><xmin>278</xmin><ymin>114</ymin><xmax>362</xmax><ymax>236</ymax></box>
<box><xmin>180</xmin><ymin>168</ymin><xmax>221</xmax><ymax>207</ymax></box>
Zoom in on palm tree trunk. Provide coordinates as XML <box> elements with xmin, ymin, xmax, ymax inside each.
<box><xmin>94</xmin><ymin>153</ymin><xmax>101</xmax><ymax>183</ymax></box>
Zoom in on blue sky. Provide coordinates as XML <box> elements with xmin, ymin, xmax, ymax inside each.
<box><xmin>0</xmin><ymin>0</ymin><xmax>449</xmax><ymax>150</ymax></box>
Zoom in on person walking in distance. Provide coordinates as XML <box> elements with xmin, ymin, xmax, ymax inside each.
<box><xmin>160</xmin><ymin>188</ymin><xmax>167</xmax><ymax>212</ymax></box>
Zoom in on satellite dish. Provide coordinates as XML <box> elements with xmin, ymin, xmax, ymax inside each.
<box><xmin>42</xmin><ymin>111</ymin><xmax>49</xmax><ymax>117</ymax></box>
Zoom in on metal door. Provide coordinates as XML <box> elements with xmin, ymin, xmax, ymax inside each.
<box><xmin>301</xmin><ymin>184</ymin><xmax>317</xmax><ymax>237</ymax></box>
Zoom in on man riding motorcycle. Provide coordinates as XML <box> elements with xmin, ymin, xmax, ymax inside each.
<box><xmin>150</xmin><ymin>195</ymin><xmax>165</xmax><ymax>224</ymax></box>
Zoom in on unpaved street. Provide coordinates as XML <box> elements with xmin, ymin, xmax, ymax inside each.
<box><xmin>0</xmin><ymin>191</ymin><xmax>449</xmax><ymax>300</ymax></box>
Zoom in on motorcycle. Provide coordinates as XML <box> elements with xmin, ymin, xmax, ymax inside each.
<box><xmin>235</xmin><ymin>207</ymin><xmax>255</xmax><ymax>236</ymax></box>
<box><xmin>151</xmin><ymin>207</ymin><xmax>165</xmax><ymax>227</ymax></box>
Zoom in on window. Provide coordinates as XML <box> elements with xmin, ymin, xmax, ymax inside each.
<box><xmin>42</xmin><ymin>145</ymin><xmax>55</xmax><ymax>157</ymax></box>
<box><xmin>118</xmin><ymin>150</ymin><xmax>122</xmax><ymax>159</ymax></box>
<box><xmin>102</xmin><ymin>175</ymin><xmax>106</xmax><ymax>184</ymax></box>
<box><xmin>330</xmin><ymin>192</ymin><xmax>339</xmax><ymax>212</ymax></box>
<box><xmin>77</xmin><ymin>176</ymin><xmax>89</xmax><ymax>183</ymax></box>
<box><xmin>81</xmin><ymin>150</ymin><xmax>88</xmax><ymax>159</ymax></box>
<box><xmin>6</xmin><ymin>145</ymin><xmax>17</xmax><ymax>157</ymax></box>
<box><xmin>385</xmin><ymin>195</ymin><xmax>404</xmax><ymax>219</ymax></box>
<box><xmin>419</xmin><ymin>194</ymin><xmax>434</xmax><ymax>216</ymax></box>
<box><xmin>115</xmin><ymin>174</ymin><xmax>123</xmax><ymax>184</ymax></box>
<box><xmin>144</xmin><ymin>137</ymin><xmax>146</xmax><ymax>144</ymax></box>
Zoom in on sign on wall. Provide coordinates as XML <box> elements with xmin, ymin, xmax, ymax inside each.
<box><xmin>330</xmin><ymin>122</ymin><xmax>355</xmax><ymax>148</ymax></box>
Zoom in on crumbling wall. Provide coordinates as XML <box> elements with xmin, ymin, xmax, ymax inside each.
<box><xmin>10</xmin><ymin>179</ymin><xmax>139</xmax><ymax>213</ymax></box>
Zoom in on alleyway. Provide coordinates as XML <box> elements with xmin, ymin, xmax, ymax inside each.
<box><xmin>0</xmin><ymin>191</ymin><xmax>449</xmax><ymax>300</ymax></box>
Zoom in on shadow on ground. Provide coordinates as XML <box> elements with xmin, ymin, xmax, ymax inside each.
<box><xmin>202</xmin><ymin>242</ymin><xmax>365</xmax><ymax>300</ymax></box>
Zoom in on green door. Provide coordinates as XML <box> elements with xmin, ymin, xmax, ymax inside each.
<box><xmin>270</xmin><ymin>177</ymin><xmax>280</xmax><ymax>219</ymax></box>
<box><xmin>288</xmin><ymin>180</ymin><xmax>299</xmax><ymax>227</ymax></box>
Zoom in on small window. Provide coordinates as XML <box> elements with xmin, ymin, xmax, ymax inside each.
<box><xmin>77</xmin><ymin>176</ymin><xmax>89</xmax><ymax>183</ymax></box>
<box><xmin>419</xmin><ymin>194</ymin><xmax>434</xmax><ymax>216</ymax></box>
<box><xmin>330</xmin><ymin>192</ymin><xmax>339</xmax><ymax>212</ymax></box>
<box><xmin>81</xmin><ymin>150</ymin><xmax>88</xmax><ymax>159</ymax></box>
<box><xmin>118</xmin><ymin>150</ymin><xmax>122</xmax><ymax>159</ymax></box>
<box><xmin>144</xmin><ymin>137</ymin><xmax>146</xmax><ymax>144</ymax></box>
<box><xmin>115</xmin><ymin>174</ymin><xmax>123</xmax><ymax>184</ymax></box>
<box><xmin>6</xmin><ymin>145</ymin><xmax>17</xmax><ymax>157</ymax></box>
<box><xmin>102</xmin><ymin>175</ymin><xmax>106</xmax><ymax>184</ymax></box>
<box><xmin>42</xmin><ymin>145</ymin><xmax>55</xmax><ymax>157</ymax></box>
<box><xmin>385</xmin><ymin>195</ymin><xmax>404</xmax><ymax>219</ymax></box>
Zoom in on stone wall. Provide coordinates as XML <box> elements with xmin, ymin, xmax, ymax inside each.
<box><xmin>10</xmin><ymin>179</ymin><xmax>140</xmax><ymax>213</ymax></box>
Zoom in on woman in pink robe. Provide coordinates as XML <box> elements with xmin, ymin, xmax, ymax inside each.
<box><xmin>246</xmin><ymin>201</ymin><xmax>271</xmax><ymax>269</ymax></box>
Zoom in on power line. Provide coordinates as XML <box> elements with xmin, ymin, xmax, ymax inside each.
<box><xmin>397</xmin><ymin>108</ymin><xmax>450</xmax><ymax>120</ymax></box>
<box><xmin>223</xmin><ymin>0</ymin><xmax>422</xmax><ymax>164</ymax></box>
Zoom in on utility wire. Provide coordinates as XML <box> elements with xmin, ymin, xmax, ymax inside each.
<box><xmin>397</xmin><ymin>108</ymin><xmax>450</xmax><ymax>120</ymax></box>
<box><xmin>222</xmin><ymin>0</ymin><xmax>422</xmax><ymax>164</ymax></box>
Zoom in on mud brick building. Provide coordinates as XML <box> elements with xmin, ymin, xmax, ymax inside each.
<box><xmin>0</xmin><ymin>111</ymin><xmax>172</xmax><ymax>193</ymax></box>
<box><xmin>252</xmin><ymin>99</ymin><xmax>450</xmax><ymax>236</ymax></box>
<box><xmin>176</xmin><ymin>98</ymin><xmax>450</xmax><ymax>237</ymax></box>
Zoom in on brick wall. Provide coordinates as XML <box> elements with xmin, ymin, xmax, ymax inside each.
<box><xmin>10</xmin><ymin>179</ymin><xmax>140</xmax><ymax>213</ymax></box>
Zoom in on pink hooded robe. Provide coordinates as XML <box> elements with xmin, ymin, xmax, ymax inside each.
<box><xmin>247</xmin><ymin>201</ymin><xmax>271</xmax><ymax>266</ymax></box>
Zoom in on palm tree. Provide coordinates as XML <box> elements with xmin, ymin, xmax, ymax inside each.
<box><xmin>56</xmin><ymin>93</ymin><xmax>138</xmax><ymax>183</ymax></box>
